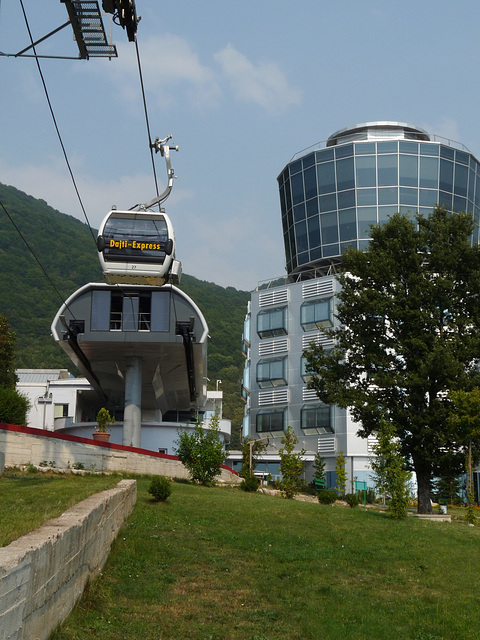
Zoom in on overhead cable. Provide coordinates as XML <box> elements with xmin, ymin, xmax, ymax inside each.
<box><xmin>18</xmin><ymin>0</ymin><xmax>97</xmax><ymax>246</ymax></box>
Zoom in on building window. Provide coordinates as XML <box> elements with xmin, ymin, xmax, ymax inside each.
<box><xmin>301</xmin><ymin>349</ymin><xmax>331</xmax><ymax>382</ymax></box>
<box><xmin>301</xmin><ymin>298</ymin><xmax>333</xmax><ymax>331</ymax></box>
<box><xmin>138</xmin><ymin>294</ymin><xmax>152</xmax><ymax>331</ymax></box>
<box><xmin>256</xmin><ymin>357</ymin><xmax>287</xmax><ymax>388</ymax></box>
<box><xmin>110</xmin><ymin>293</ymin><xmax>123</xmax><ymax>330</ymax></box>
<box><xmin>301</xmin><ymin>355</ymin><xmax>312</xmax><ymax>382</ymax></box>
<box><xmin>91</xmin><ymin>290</ymin><xmax>111</xmax><ymax>331</ymax></box>
<box><xmin>256</xmin><ymin>408</ymin><xmax>286</xmax><ymax>433</ymax></box>
<box><xmin>301</xmin><ymin>403</ymin><xmax>333</xmax><ymax>435</ymax></box>
<box><xmin>257</xmin><ymin>307</ymin><xmax>287</xmax><ymax>338</ymax></box>
<box><xmin>54</xmin><ymin>403</ymin><xmax>69</xmax><ymax>418</ymax></box>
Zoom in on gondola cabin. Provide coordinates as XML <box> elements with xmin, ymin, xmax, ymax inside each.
<box><xmin>97</xmin><ymin>210</ymin><xmax>178</xmax><ymax>286</ymax></box>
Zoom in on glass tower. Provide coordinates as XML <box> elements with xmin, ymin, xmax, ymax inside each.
<box><xmin>239</xmin><ymin>122</ymin><xmax>480</xmax><ymax>488</ymax></box>
<box><xmin>277</xmin><ymin>121</ymin><xmax>480</xmax><ymax>277</ymax></box>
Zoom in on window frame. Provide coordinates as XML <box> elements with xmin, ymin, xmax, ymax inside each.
<box><xmin>257</xmin><ymin>306</ymin><xmax>288</xmax><ymax>338</ymax></box>
<box><xmin>300</xmin><ymin>297</ymin><xmax>333</xmax><ymax>331</ymax></box>
<box><xmin>300</xmin><ymin>403</ymin><xmax>333</xmax><ymax>435</ymax></box>
<box><xmin>256</xmin><ymin>357</ymin><xmax>287</xmax><ymax>389</ymax></box>
<box><xmin>256</xmin><ymin>408</ymin><xmax>286</xmax><ymax>433</ymax></box>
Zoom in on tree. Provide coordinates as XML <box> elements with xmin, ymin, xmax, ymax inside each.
<box><xmin>0</xmin><ymin>315</ymin><xmax>18</xmax><ymax>389</ymax></box>
<box><xmin>0</xmin><ymin>387</ymin><xmax>30</xmax><ymax>425</ymax></box>
<box><xmin>447</xmin><ymin>388</ymin><xmax>480</xmax><ymax>521</ymax></box>
<box><xmin>305</xmin><ymin>208</ymin><xmax>480</xmax><ymax>514</ymax></box>
<box><xmin>0</xmin><ymin>314</ymin><xmax>29</xmax><ymax>425</ymax></box>
<box><xmin>370</xmin><ymin>422</ymin><xmax>412</xmax><ymax>519</ymax></box>
<box><xmin>335</xmin><ymin>451</ymin><xmax>347</xmax><ymax>496</ymax></box>
<box><xmin>174</xmin><ymin>414</ymin><xmax>226</xmax><ymax>485</ymax></box>
<box><xmin>279</xmin><ymin>426</ymin><xmax>305</xmax><ymax>499</ymax></box>
<box><xmin>312</xmin><ymin>452</ymin><xmax>326</xmax><ymax>488</ymax></box>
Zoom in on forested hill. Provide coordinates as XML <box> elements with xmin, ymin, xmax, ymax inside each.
<box><xmin>0</xmin><ymin>182</ymin><xmax>250</xmax><ymax>442</ymax></box>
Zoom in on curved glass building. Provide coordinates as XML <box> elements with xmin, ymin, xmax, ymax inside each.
<box><xmin>277</xmin><ymin>121</ymin><xmax>480</xmax><ymax>276</ymax></box>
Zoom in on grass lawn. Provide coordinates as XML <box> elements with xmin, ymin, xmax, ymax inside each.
<box><xmin>50</xmin><ymin>480</ymin><xmax>480</xmax><ymax>640</ymax></box>
<box><xmin>0</xmin><ymin>470</ymin><xmax>123</xmax><ymax>546</ymax></box>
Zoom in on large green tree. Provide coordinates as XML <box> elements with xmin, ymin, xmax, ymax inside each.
<box><xmin>305</xmin><ymin>207</ymin><xmax>480</xmax><ymax>514</ymax></box>
<box><xmin>0</xmin><ymin>315</ymin><xmax>18</xmax><ymax>389</ymax></box>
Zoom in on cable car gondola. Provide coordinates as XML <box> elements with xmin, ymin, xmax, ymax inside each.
<box><xmin>97</xmin><ymin>209</ymin><xmax>180</xmax><ymax>286</ymax></box>
<box><xmin>97</xmin><ymin>134</ymin><xmax>181</xmax><ymax>286</ymax></box>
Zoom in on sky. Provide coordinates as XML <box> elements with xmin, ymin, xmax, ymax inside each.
<box><xmin>1</xmin><ymin>1</ymin><xmax>480</xmax><ymax>291</ymax></box>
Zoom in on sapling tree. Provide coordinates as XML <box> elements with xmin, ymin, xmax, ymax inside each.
<box><xmin>312</xmin><ymin>452</ymin><xmax>327</xmax><ymax>488</ymax></box>
<box><xmin>305</xmin><ymin>208</ymin><xmax>480</xmax><ymax>513</ymax></box>
<box><xmin>335</xmin><ymin>451</ymin><xmax>347</xmax><ymax>496</ymax></box>
<box><xmin>279</xmin><ymin>426</ymin><xmax>305</xmax><ymax>499</ymax></box>
<box><xmin>370</xmin><ymin>422</ymin><xmax>412</xmax><ymax>519</ymax></box>
<box><xmin>447</xmin><ymin>388</ymin><xmax>480</xmax><ymax>522</ymax></box>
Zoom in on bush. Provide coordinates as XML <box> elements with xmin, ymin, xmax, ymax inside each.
<box><xmin>0</xmin><ymin>387</ymin><xmax>30</xmax><ymax>425</ymax></box>
<box><xmin>345</xmin><ymin>493</ymin><xmax>359</xmax><ymax>508</ymax></box>
<box><xmin>240</xmin><ymin>474</ymin><xmax>259</xmax><ymax>492</ymax></box>
<box><xmin>317</xmin><ymin>489</ymin><xmax>337</xmax><ymax>505</ymax></box>
<box><xmin>148</xmin><ymin>476</ymin><xmax>172</xmax><ymax>502</ymax></box>
<box><xmin>174</xmin><ymin>414</ymin><xmax>226</xmax><ymax>486</ymax></box>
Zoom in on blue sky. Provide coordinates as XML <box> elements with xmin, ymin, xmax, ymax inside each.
<box><xmin>1</xmin><ymin>1</ymin><xmax>480</xmax><ymax>290</ymax></box>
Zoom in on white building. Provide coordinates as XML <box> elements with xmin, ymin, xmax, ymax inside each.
<box><xmin>241</xmin><ymin>122</ymin><xmax>480</xmax><ymax>490</ymax></box>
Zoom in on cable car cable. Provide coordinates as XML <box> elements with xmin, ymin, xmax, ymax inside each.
<box><xmin>134</xmin><ymin>38</ymin><xmax>160</xmax><ymax>200</ymax></box>
<box><xmin>0</xmin><ymin>197</ymin><xmax>76</xmax><ymax>318</ymax></box>
<box><xmin>18</xmin><ymin>0</ymin><xmax>97</xmax><ymax>246</ymax></box>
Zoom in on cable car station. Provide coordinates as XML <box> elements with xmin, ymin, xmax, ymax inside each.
<box><xmin>50</xmin><ymin>133</ymin><xmax>224</xmax><ymax>450</ymax></box>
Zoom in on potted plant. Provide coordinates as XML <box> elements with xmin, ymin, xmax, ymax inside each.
<box><xmin>92</xmin><ymin>408</ymin><xmax>115</xmax><ymax>442</ymax></box>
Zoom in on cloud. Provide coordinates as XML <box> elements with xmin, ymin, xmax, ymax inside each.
<box><xmin>103</xmin><ymin>35</ymin><xmax>222</xmax><ymax>108</ymax></box>
<box><xmin>214</xmin><ymin>44</ymin><xmax>302</xmax><ymax>113</ymax></box>
<box><xmin>84</xmin><ymin>35</ymin><xmax>300</xmax><ymax>114</ymax></box>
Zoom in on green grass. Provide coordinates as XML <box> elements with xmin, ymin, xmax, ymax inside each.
<box><xmin>50</xmin><ymin>480</ymin><xmax>480</xmax><ymax>640</ymax></box>
<box><xmin>0</xmin><ymin>470</ymin><xmax>123</xmax><ymax>546</ymax></box>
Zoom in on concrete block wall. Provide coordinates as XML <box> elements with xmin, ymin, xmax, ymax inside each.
<box><xmin>0</xmin><ymin>424</ymin><xmax>240</xmax><ymax>484</ymax></box>
<box><xmin>0</xmin><ymin>479</ymin><xmax>136</xmax><ymax>640</ymax></box>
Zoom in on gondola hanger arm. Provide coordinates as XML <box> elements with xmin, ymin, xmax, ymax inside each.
<box><xmin>133</xmin><ymin>135</ymin><xmax>179</xmax><ymax>211</ymax></box>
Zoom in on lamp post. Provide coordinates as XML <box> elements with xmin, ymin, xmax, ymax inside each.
<box><xmin>249</xmin><ymin>436</ymin><xmax>269</xmax><ymax>475</ymax></box>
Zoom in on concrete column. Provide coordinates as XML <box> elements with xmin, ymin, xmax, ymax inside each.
<box><xmin>123</xmin><ymin>356</ymin><xmax>142</xmax><ymax>448</ymax></box>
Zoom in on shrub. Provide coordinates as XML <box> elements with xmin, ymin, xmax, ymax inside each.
<box><xmin>317</xmin><ymin>489</ymin><xmax>337</xmax><ymax>505</ymax></box>
<box><xmin>0</xmin><ymin>387</ymin><xmax>30</xmax><ymax>425</ymax></box>
<box><xmin>240</xmin><ymin>474</ymin><xmax>259</xmax><ymax>492</ymax></box>
<box><xmin>174</xmin><ymin>414</ymin><xmax>225</xmax><ymax>486</ymax></box>
<box><xmin>148</xmin><ymin>476</ymin><xmax>172</xmax><ymax>502</ymax></box>
<box><xmin>345</xmin><ymin>493</ymin><xmax>359</xmax><ymax>508</ymax></box>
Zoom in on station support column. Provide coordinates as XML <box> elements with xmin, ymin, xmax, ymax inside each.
<box><xmin>123</xmin><ymin>356</ymin><xmax>142</xmax><ymax>448</ymax></box>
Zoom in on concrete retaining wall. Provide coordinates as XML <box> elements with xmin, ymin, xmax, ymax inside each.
<box><xmin>0</xmin><ymin>424</ymin><xmax>240</xmax><ymax>484</ymax></box>
<box><xmin>0</xmin><ymin>479</ymin><xmax>137</xmax><ymax>640</ymax></box>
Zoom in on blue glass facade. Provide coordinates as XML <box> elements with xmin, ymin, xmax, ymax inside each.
<box><xmin>278</xmin><ymin>122</ymin><xmax>480</xmax><ymax>276</ymax></box>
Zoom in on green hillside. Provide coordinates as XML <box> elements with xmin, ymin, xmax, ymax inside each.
<box><xmin>0</xmin><ymin>182</ymin><xmax>249</xmax><ymax>444</ymax></box>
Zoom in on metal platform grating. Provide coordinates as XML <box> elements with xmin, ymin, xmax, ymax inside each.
<box><xmin>62</xmin><ymin>0</ymin><xmax>117</xmax><ymax>58</ymax></box>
